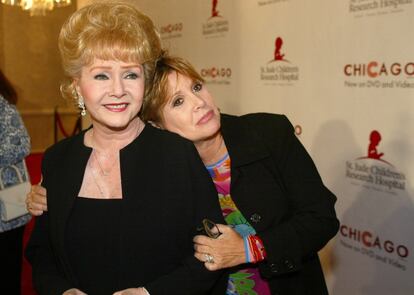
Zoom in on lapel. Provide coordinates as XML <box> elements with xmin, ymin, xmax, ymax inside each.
<box><xmin>47</xmin><ymin>131</ymin><xmax>92</xmax><ymax>283</ymax></box>
<box><xmin>118</xmin><ymin>124</ymin><xmax>151</xmax><ymax>205</ymax></box>
<box><xmin>54</xmin><ymin>134</ymin><xmax>91</xmax><ymax>235</ymax></box>
<box><xmin>220</xmin><ymin>114</ymin><xmax>270</xmax><ymax>186</ymax></box>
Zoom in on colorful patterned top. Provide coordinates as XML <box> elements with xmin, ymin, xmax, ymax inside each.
<box><xmin>0</xmin><ymin>95</ymin><xmax>31</xmax><ymax>232</ymax></box>
<box><xmin>205</xmin><ymin>153</ymin><xmax>271</xmax><ymax>295</ymax></box>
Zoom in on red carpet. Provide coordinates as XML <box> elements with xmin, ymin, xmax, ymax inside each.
<box><xmin>22</xmin><ymin>152</ymin><xmax>43</xmax><ymax>295</ymax></box>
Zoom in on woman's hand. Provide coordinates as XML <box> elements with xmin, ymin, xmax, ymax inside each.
<box><xmin>113</xmin><ymin>287</ymin><xmax>149</xmax><ymax>295</ymax></box>
<box><xmin>193</xmin><ymin>224</ymin><xmax>245</xmax><ymax>271</ymax></box>
<box><xmin>26</xmin><ymin>184</ymin><xmax>48</xmax><ymax>216</ymax></box>
<box><xmin>62</xmin><ymin>288</ymin><xmax>87</xmax><ymax>295</ymax></box>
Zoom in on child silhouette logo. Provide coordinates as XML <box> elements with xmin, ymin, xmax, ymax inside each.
<box><xmin>203</xmin><ymin>0</ymin><xmax>228</xmax><ymax>36</ymax></box>
<box><xmin>357</xmin><ymin>130</ymin><xmax>392</xmax><ymax>166</ymax></box>
<box><xmin>274</xmin><ymin>37</ymin><xmax>285</xmax><ymax>60</ymax></box>
<box><xmin>368</xmin><ymin>130</ymin><xmax>384</xmax><ymax>160</ymax></box>
<box><xmin>211</xmin><ymin>0</ymin><xmax>220</xmax><ymax>17</ymax></box>
<box><xmin>269</xmin><ymin>37</ymin><xmax>289</xmax><ymax>63</ymax></box>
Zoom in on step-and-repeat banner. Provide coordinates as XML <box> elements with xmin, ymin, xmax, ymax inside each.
<box><xmin>127</xmin><ymin>1</ymin><xmax>413</xmax><ymax>294</ymax></box>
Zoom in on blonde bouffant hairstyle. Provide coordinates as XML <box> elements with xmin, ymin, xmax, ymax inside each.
<box><xmin>59</xmin><ymin>1</ymin><xmax>162</xmax><ymax>103</ymax></box>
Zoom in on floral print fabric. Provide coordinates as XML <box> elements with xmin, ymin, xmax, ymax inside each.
<box><xmin>0</xmin><ymin>95</ymin><xmax>31</xmax><ymax>232</ymax></box>
<box><xmin>206</xmin><ymin>154</ymin><xmax>271</xmax><ymax>295</ymax></box>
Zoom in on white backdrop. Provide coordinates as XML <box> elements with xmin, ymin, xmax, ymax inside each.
<box><xmin>79</xmin><ymin>1</ymin><xmax>414</xmax><ymax>294</ymax></box>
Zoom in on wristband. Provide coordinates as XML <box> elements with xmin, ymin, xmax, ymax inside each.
<box><xmin>243</xmin><ymin>236</ymin><xmax>252</xmax><ymax>263</ymax></box>
<box><xmin>244</xmin><ymin>235</ymin><xmax>267</xmax><ymax>263</ymax></box>
<box><xmin>249</xmin><ymin>235</ymin><xmax>267</xmax><ymax>262</ymax></box>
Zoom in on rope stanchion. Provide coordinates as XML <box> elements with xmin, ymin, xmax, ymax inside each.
<box><xmin>54</xmin><ymin>108</ymin><xmax>82</xmax><ymax>143</ymax></box>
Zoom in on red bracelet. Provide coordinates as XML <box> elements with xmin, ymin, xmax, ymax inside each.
<box><xmin>247</xmin><ymin>235</ymin><xmax>267</xmax><ymax>262</ymax></box>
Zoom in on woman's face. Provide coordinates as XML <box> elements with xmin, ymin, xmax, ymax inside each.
<box><xmin>161</xmin><ymin>72</ymin><xmax>221</xmax><ymax>143</ymax></box>
<box><xmin>76</xmin><ymin>58</ymin><xmax>145</xmax><ymax>131</ymax></box>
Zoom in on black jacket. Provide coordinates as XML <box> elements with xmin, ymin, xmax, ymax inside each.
<box><xmin>212</xmin><ymin>113</ymin><xmax>339</xmax><ymax>295</ymax></box>
<box><xmin>26</xmin><ymin>125</ymin><xmax>225</xmax><ymax>295</ymax></box>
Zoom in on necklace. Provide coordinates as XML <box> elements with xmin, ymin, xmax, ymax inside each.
<box><xmin>89</xmin><ymin>160</ymin><xmax>107</xmax><ymax>198</ymax></box>
<box><xmin>92</xmin><ymin>149</ymin><xmax>117</xmax><ymax>176</ymax></box>
<box><xmin>90</xmin><ymin>132</ymin><xmax>118</xmax><ymax>177</ymax></box>
<box><xmin>90</xmin><ymin>121</ymin><xmax>145</xmax><ymax>176</ymax></box>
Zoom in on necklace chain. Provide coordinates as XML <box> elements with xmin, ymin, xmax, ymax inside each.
<box><xmin>90</xmin><ymin>132</ymin><xmax>118</xmax><ymax>177</ymax></box>
<box><xmin>88</xmin><ymin>122</ymin><xmax>145</xmax><ymax>198</ymax></box>
<box><xmin>92</xmin><ymin>149</ymin><xmax>117</xmax><ymax>176</ymax></box>
<box><xmin>90</xmin><ymin>161</ymin><xmax>107</xmax><ymax>198</ymax></box>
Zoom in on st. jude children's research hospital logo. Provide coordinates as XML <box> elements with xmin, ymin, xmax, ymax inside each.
<box><xmin>202</xmin><ymin>0</ymin><xmax>229</xmax><ymax>37</ymax></box>
<box><xmin>345</xmin><ymin>130</ymin><xmax>406</xmax><ymax>193</ymax></box>
<box><xmin>260</xmin><ymin>37</ymin><xmax>299</xmax><ymax>84</ymax></box>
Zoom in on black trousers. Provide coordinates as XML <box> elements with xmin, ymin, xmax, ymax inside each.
<box><xmin>0</xmin><ymin>225</ymin><xmax>25</xmax><ymax>295</ymax></box>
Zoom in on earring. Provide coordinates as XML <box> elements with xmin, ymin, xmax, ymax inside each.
<box><xmin>77</xmin><ymin>93</ymin><xmax>86</xmax><ymax>116</ymax></box>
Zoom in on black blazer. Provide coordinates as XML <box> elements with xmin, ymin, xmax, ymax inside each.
<box><xmin>26</xmin><ymin>125</ymin><xmax>225</xmax><ymax>295</ymax></box>
<box><xmin>212</xmin><ymin>113</ymin><xmax>339</xmax><ymax>295</ymax></box>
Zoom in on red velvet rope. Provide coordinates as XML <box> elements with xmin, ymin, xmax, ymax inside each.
<box><xmin>54</xmin><ymin>110</ymin><xmax>81</xmax><ymax>138</ymax></box>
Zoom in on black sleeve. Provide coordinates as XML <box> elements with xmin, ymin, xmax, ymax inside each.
<box><xmin>249</xmin><ymin>114</ymin><xmax>339</xmax><ymax>277</ymax></box>
<box><xmin>145</xmin><ymin>141</ymin><xmax>225</xmax><ymax>294</ymax></box>
<box><xmin>25</xmin><ymin>151</ymin><xmax>74</xmax><ymax>295</ymax></box>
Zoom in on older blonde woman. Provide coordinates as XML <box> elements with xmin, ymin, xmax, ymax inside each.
<box><xmin>25</xmin><ymin>2</ymin><xmax>223</xmax><ymax>295</ymax></box>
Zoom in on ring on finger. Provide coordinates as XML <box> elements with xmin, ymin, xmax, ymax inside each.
<box><xmin>205</xmin><ymin>253</ymin><xmax>214</xmax><ymax>264</ymax></box>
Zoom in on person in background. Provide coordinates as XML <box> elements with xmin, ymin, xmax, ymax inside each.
<box><xmin>25</xmin><ymin>2</ymin><xmax>223</xmax><ymax>295</ymax></box>
<box><xmin>27</xmin><ymin>53</ymin><xmax>340</xmax><ymax>294</ymax></box>
<box><xmin>0</xmin><ymin>68</ymin><xmax>31</xmax><ymax>294</ymax></box>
